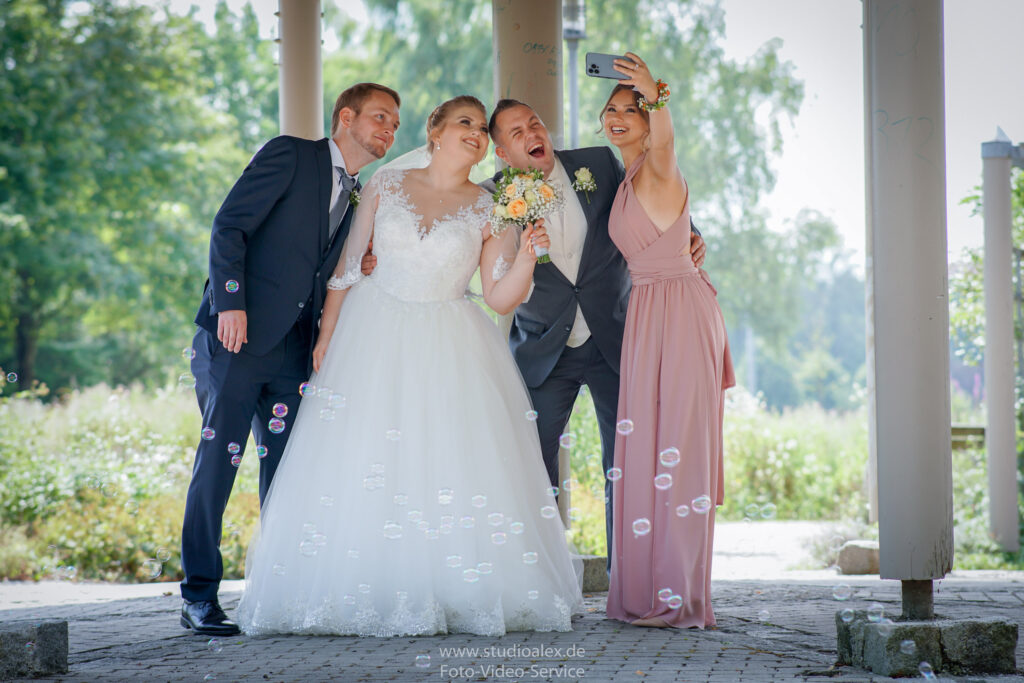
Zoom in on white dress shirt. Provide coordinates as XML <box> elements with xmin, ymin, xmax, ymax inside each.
<box><xmin>546</xmin><ymin>158</ymin><xmax>591</xmax><ymax>348</ymax></box>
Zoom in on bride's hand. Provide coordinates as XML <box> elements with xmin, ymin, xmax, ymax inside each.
<box><xmin>518</xmin><ymin>220</ymin><xmax>550</xmax><ymax>262</ymax></box>
<box><xmin>312</xmin><ymin>336</ymin><xmax>330</xmax><ymax>373</ymax></box>
<box><xmin>613</xmin><ymin>51</ymin><xmax>658</xmax><ymax>102</ymax></box>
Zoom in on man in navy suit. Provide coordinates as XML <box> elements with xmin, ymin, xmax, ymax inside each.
<box><xmin>179</xmin><ymin>83</ymin><xmax>401</xmax><ymax>636</ymax></box>
<box><xmin>486</xmin><ymin>100</ymin><xmax>705</xmax><ymax>563</ymax></box>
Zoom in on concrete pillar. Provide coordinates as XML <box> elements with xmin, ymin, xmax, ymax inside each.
<box><xmin>493</xmin><ymin>0</ymin><xmax>568</xmax><ymax>524</ymax></box>
<box><xmin>278</xmin><ymin>0</ymin><xmax>322</xmax><ymax>139</ymax></box>
<box><xmin>981</xmin><ymin>132</ymin><xmax>1023</xmax><ymax>553</ymax></box>
<box><xmin>492</xmin><ymin>0</ymin><xmax>564</xmax><ymax>148</ymax></box>
<box><xmin>863</xmin><ymin>0</ymin><xmax>954</xmax><ymax>583</ymax></box>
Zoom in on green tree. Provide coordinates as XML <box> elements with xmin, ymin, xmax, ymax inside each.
<box><xmin>0</xmin><ymin>0</ymin><xmax>276</xmax><ymax>392</ymax></box>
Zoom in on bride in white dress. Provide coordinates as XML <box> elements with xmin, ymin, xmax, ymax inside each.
<box><xmin>236</xmin><ymin>96</ymin><xmax>583</xmax><ymax>636</ymax></box>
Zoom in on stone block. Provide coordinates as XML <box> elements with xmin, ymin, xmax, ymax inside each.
<box><xmin>581</xmin><ymin>555</ymin><xmax>609</xmax><ymax>592</ymax></box>
<box><xmin>941</xmin><ymin>619</ymin><xmax>1017</xmax><ymax>675</ymax></box>
<box><xmin>0</xmin><ymin>621</ymin><xmax>69</xmax><ymax>679</ymax></box>
<box><xmin>836</xmin><ymin>611</ymin><xmax>1018</xmax><ymax>676</ymax></box>
<box><xmin>837</xmin><ymin>540</ymin><xmax>879</xmax><ymax>575</ymax></box>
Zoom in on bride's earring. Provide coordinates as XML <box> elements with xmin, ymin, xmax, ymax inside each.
<box><xmin>435</xmin><ymin>141</ymin><xmax>441</xmax><ymax>151</ymax></box>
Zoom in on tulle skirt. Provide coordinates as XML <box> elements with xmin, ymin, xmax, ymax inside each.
<box><xmin>236</xmin><ymin>278</ymin><xmax>583</xmax><ymax>636</ymax></box>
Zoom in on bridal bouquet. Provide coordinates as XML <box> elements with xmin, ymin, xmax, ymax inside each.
<box><xmin>490</xmin><ymin>167</ymin><xmax>564</xmax><ymax>263</ymax></box>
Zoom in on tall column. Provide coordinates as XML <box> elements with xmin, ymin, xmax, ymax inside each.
<box><xmin>278</xmin><ymin>0</ymin><xmax>323</xmax><ymax>140</ymax></box>
<box><xmin>981</xmin><ymin>133</ymin><xmax>1021</xmax><ymax>552</ymax></box>
<box><xmin>864</xmin><ymin>0</ymin><xmax>953</xmax><ymax>599</ymax></box>
<box><xmin>492</xmin><ymin>0</ymin><xmax>564</xmax><ymax>148</ymax></box>
<box><xmin>493</xmin><ymin>0</ymin><xmax>567</xmax><ymax>523</ymax></box>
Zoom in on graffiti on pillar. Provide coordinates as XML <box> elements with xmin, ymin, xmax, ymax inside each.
<box><xmin>873</xmin><ymin>108</ymin><xmax>936</xmax><ymax>168</ymax></box>
<box><xmin>522</xmin><ymin>42</ymin><xmax>556</xmax><ymax>55</ymax></box>
<box><xmin>871</xmin><ymin>0</ymin><xmax>921</xmax><ymax>57</ymax></box>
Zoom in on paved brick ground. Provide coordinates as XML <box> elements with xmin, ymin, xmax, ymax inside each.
<box><xmin>2</xmin><ymin>574</ymin><xmax>1022</xmax><ymax>682</ymax></box>
<box><xmin>2</xmin><ymin>522</ymin><xmax>1022</xmax><ymax>682</ymax></box>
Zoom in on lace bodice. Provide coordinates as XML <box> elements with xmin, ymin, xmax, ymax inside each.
<box><xmin>330</xmin><ymin>168</ymin><xmax>493</xmax><ymax>302</ymax></box>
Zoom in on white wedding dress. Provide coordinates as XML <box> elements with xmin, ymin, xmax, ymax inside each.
<box><xmin>236</xmin><ymin>168</ymin><xmax>582</xmax><ymax>637</ymax></box>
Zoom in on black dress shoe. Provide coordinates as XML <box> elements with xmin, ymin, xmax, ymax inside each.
<box><xmin>181</xmin><ymin>599</ymin><xmax>241</xmax><ymax>636</ymax></box>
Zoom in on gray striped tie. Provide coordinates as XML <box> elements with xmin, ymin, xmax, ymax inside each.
<box><xmin>329</xmin><ymin>168</ymin><xmax>355</xmax><ymax>240</ymax></box>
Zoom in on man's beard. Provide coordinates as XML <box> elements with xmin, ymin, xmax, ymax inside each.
<box><xmin>353</xmin><ymin>128</ymin><xmax>387</xmax><ymax>159</ymax></box>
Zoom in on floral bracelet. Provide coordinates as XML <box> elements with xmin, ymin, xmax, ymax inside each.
<box><xmin>638</xmin><ymin>79</ymin><xmax>670</xmax><ymax>112</ymax></box>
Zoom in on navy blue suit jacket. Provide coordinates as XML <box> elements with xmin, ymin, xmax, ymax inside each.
<box><xmin>195</xmin><ymin>136</ymin><xmax>356</xmax><ymax>359</ymax></box>
<box><xmin>504</xmin><ymin>147</ymin><xmax>630</xmax><ymax>388</ymax></box>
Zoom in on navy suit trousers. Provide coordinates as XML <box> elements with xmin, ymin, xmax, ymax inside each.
<box><xmin>180</xmin><ymin>318</ymin><xmax>311</xmax><ymax>602</ymax></box>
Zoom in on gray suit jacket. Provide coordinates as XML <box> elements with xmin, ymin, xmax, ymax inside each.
<box><xmin>486</xmin><ymin>147</ymin><xmax>630</xmax><ymax>387</ymax></box>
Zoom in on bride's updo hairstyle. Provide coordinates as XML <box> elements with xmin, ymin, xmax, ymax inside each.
<box><xmin>599</xmin><ymin>83</ymin><xmax>650</xmax><ymax>131</ymax></box>
<box><xmin>426</xmin><ymin>95</ymin><xmax>487</xmax><ymax>154</ymax></box>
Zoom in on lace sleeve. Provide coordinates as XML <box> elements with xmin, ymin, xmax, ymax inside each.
<box><xmin>328</xmin><ymin>173</ymin><xmax>384</xmax><ymax>290</ymax></box>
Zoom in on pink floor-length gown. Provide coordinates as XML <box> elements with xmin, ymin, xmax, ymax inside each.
<box><xmin>605</xmin><ymin>153</ymin><xmax>735</xmax><ymax>629</ymax></box>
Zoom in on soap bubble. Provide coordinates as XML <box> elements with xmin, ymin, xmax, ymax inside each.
<box><xmin>463</xmin><ymin>569</ymin><xmax>480</xmax><ymax>583</ymax></box>
<box><xmin>201</xmin><ymin>427</ymin><xmax>216</xmax><ymax>441</ymax></box>
<box><xmin>459</xmin><ymin>516</ymin><xmax>475</xmax><ymax>529</ymax></box>
<box><xmin>477</xmin><ymin>562</ymin><xmax>493</xmax><ymax>575</ymax></box>
<box><xmin>760</xmin><ymin>503</ymin><xmax>777</xmax><ymax>520</ymax></box>
<box><xmin>606</xmin><ymin>467</ymin><xmax>623</xmax><ymax>482</ymax></box>
<box><xmin>299</xmin><ymin>540</ymin><xmax>317</xmax><ymax>556</ymax></box>
<box><xmin>522</xmin><ymin>552</ymin><xmax>539</xmax><ymax>565</ymax></box>
<box><xmin>385</xmin><ymin>429</ymin><xmax>401</xmax><ymax>441</ymax></box>
<box><xmin>224</xmin><ymin>280</ymin><xmax>239</xmax><ymax>293</ymax></box>
<box><xmin>438</xmin><ymin>489</ymin><xmax>454</xmax><ymax>505</ymax></box>
<box><xmin>182</xmin><ymin>347</ymin><xmax>196</xmax><ymax>361</ymax></box>
<box><xmin>230</xmin><ymin>454</ymin><xmax>242</xmax><ymax>467</ymax></box>
<box><xmin>393</xmin><ymin>494</ymin><xmax>408</xmax><ymax>506</ymax></box>
<box><xmin>487</xmin><ymin>512</ymin><xmax>504</xmax><ymax>526</ymax></box>
<box><xmin>525</xmin><ymin>410</ymin><xmax>538</xmax><ymax>421</ymax></box>
<box><xmin>268</xmin><ymin>418</ymin><xmax>285</xmax><ymax>434</ymax></box>
<box><xmin>256</xmin><ymin>445</ymin><xmax>268</xmax><ymax>459</ymax></box>
<box><xmin>632</xmin><ymin>518</ymin><xmax>652</xmax><ymax>537</ymax></box>
<box><xmin>540</xmin><ymin>505</ymin><xmax>557</xmax><ymax>519</ymax></box>
<box><xmin>445</xmin><ymin>555</ymin><xmax>462</xmax><ymax>568</ymax></box>
<box><xmin>471</xmin><ymin>495</ymin><xmax>487</xmax><ymax>508</ymax></box>
<box><xmin>745</xmin><ymin>503</ymin><xmax>760</xmax><ymax>518</ymax></box>
<box><xmin>299</xmin><ymin>382</ymin><xmax>315</xmax><ymax>396</ymax></box>
<box><xmin>691</xmin><ymin>495</ymin><xmax>713</xmax><ymax>514</ymax></box>
<box><xmin>918</xmin><ymin>662</ymin><xmax>935</xmax><ymax>679</ymax></box>
<box><xmin>509</xmin><ymin>522</ymin><xmax>525</xmax><ymax>535</ymax></box>
<box><xmin>840</xmin><ymin>608</ymin><xmax>855</xmax><ymax>623</ymax></box>
<box><xmin>358</xmin><ymin>583</ymin><xmax>371</xmax><ymax>594</ymax></box>
<box><xmin>832</xmin><ymin>584</ymin><xmax>852</xmax><ymax>601</ymax></box>
<box><xmin>675</xmin><ymin>504</ymin><xmax>690</xmax><ymax>518</ymax></box>
<box><xmin>658</xmin><ymin>447</ymin><xmax>680</xmax><ymax>467</ymax></box>
<box><xmin>207</xmin><ymin>638</ymin><xmax>223</xmax><ymax>654</ymax></box>
<box><xmin>900</xmin><ymin>640</ymin><xmax>917</xmax><ymax>656</ymax></box>
<box><xmin>383</xmin><ymin>522</ymin><xmax>402</xmax><ymax>540</ymax></box>
<box><xmin>666</xmin><ymin>594</ymin><xmax>683</xmax><ymax>609</ymax></box>
<box><xmin>227</xmin><ymin>442</ymin><xmax>240</xmax><ymax>455</ymax></box>
<box><xmin>342</xmin><ymin>594</ymin><xmax>355</xmax><ymax>605</ymax></box>
<box><xmin>616</xmin><ymin>419</ymin><xmax>634</xmax><ymax>435</ymax></box>
<box><xmin>178</xmin><ymin>373</ymin><xmax>196</xmax><ymax>389</ymax></box>
<box><xmin>272</xmin><ymin>403</ymin><xmax>288</xmax><ymax>418</ymax></box>
<box><xmin>558</xmin><ymin>433</ymin><xmax>576</xmax><ymax>448</ymax></box>
<box><xmin>272</xmin><ymin>564</ymin><xmax>286</xmax><ymax>576</ymax></box>
<box><xmin>527</xmin><ymin>590</ymin><xmax>539</xmax><ymax>600</ymax></box>
<box><xmin>657</xmin><ymin>588</ymin><xmax>673</xmax><ymax>602</ymax></box>
<box><xmin>877</xmin><ymin>618</ymin><xmax>894</xmax><ymax>637</ymax></box>
<box><xmin>867</xmin><ymin>603</ymin><xmax>885</xmax><ymax>623</ymax></box>
<box><xmin>757</xmin><ymin>609</ymin><xmax>770</xmax><ymax>622</ymax></box>
<box><xmin>156</xmin><ymin>547</ymin><xmax>171</xmax><ymax>562</ymax></box>
<box><xmin>491</xmin><ymin>532</ymin><xmax>507</xmax><ymax>545</ymax></box>
<box><xmin>415</xmin><ymin>654</ymin><xmax>431</xmax><ymax>668</ymax></box>
<box><xmin>653</xmin><ymin>473</ymin><xmax>673</xmax><ymax>490</ymax></box>
<box><xmin>142</xmin><ymin>559</ymin><xmax>162</xmax><ymax>579</ymax></box>
<box><xmin>319</xmin><ymin>408</ymin><xmax>336</xmax><ymax>421</ymax></box>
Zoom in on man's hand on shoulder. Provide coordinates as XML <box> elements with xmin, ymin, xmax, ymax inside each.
<box><xmin>217</xmin><ymin>310</ymin><xmax>248</xmax><ymax>353</ymax></box>
<box><xmin>690</xmin><ymin>232</ymin><xmax>706</xmax><ymax>269</ymax></box>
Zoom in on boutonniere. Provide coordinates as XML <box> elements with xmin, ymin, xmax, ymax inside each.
<box><xmin>349</xmin><ymin>189</ymin><xmax>361</xmax><ymax>207</ymax></box>
<box><xmin>572</xmin><ymin>167</ymin><xmax>597</xmax><ymax>203</ymax></box>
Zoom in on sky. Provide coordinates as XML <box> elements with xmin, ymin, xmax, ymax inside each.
<box><xmin>161</xmin><ymin>0</ymin><xmax>1024</xmax><ymax>268</ymax></box>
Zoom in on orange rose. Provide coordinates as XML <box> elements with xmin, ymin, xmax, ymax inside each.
<box><xmin>503</xmin><ymin>184</ymin><xmax>518</xmax><ymax>199</ymax></box>
<box><xmin>507</xmin><ymin>198</ymin><xmax>528</xmax><ymax>219</ymax></box>
<box><xmin>538</xmin><ymin>183</ymin><xmax>555</xmax><ymax>200</ymax></box>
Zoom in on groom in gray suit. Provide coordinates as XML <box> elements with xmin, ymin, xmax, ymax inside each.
<box><xmin>486</xmin><ymin>99</ymin><xmax>705</xmax><ymax>559</ymax></box>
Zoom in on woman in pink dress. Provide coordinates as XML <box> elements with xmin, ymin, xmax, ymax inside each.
<box><xmin>602</xmin><ymin>53</ymin><xmax>735</xmax><ymax>629</ymax></box>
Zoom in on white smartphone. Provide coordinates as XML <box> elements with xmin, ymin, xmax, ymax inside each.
<box><xmin>585</xmin><ymin>52</ymin><xmax>636</xmax><ymax>80</ymax></box>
